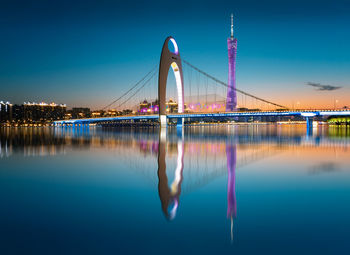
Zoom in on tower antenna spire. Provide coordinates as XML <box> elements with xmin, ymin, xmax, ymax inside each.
<box><xmin>231</xmin><ymin>13</ymin><xmax>234</xmax><ymax>39</ymax></box>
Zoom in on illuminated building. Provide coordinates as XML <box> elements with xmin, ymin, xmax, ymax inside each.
<box><xmin>64</xmin><ymin>112</ymin><xmax>72</xmax><ymax>120</ymax></box>
<box><xmin>71</xmin><ymin>107</ymin><xmax>91</xmax><ymax>119</ymax></box>
<box><xmin>91</xmin><ymin>110</ymin><xmax>104</xmax><ymax>117</ymax></box>
<box><xmin>139</xmin><ymin>100</ymin><xmax>160</xmax><ymax>114</ymax></box>
<box><xmin>106</xmin><ymin>109</ymin><xmax>120</xmax><ymax>117</ymax></box>
<box><xmin>11</xmin><ymin>105</ymin><xmax>24</xmax><ymax>123</ymax></box>
<box><xmin>0</xmin><ymin>101</ymin><xmax>12</xmax><ymax>123</ymax></box>
<box><xmin>22</xmin><ymin>102</ymin><xmax>66</xmax><ymax>123</ymax></box>
<box><xmin>166</xmin><ymin>99</ymin><xmax>178</xmax><ymax>113</ymax></box>
<box><xmin>226</xmin><ymin>14</ymin><xmax>238</xmax><ymax>112</ymax></box>
<box><xmin>139</xmin><ymin>100</ymin><xmax>151</xmax><ymax>114</ymax></box>
<box><xmin>139</xmin><ymin>100</ymin><xmax>151</xmax><ymax>109</ymax></box>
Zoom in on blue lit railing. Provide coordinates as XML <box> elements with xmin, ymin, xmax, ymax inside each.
<box><xmin>53</xmin><ymin>110</ymin><xmax>350</xmax><ymax>126</ymax></box>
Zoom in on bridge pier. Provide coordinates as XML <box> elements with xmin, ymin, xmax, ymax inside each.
<box><xmin>160</xmin><ymin>115</ymin><xmax>167</xmax><ymax>128</ymax></box>
<box><xmin>306</xmin><ymin>117</ymin><xmax>313</xmax><ymax>136</ymax></box>
<box><xmin>177</xmin><ymin>117</ymin><xmax>184</xmax><ymax>128</ymax></box>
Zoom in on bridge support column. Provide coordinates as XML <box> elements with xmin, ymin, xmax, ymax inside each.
<box><xmin>177</xmin><ymin>118</ymin><xmax>184</xmax><ymax>128</ymax></box>
<box><xmin>306</xmin><ymin>117</ymin><xmax>313</xmax><ymax>136</ymax></box>
<box><xmin>160</xmin><ymin>115</ymin><xmax>167</xmax><ymax>128</ymax></box>
<box><xmin>177</xmin><ymin>124</ymin><xmax>184</xmax><ymax>138</ymax></box>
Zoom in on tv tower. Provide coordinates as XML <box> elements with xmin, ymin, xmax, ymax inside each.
<box><xmin>226</xmin><ymin>14</ymin><xmax>238</xmax><ymax>111</ymax></box>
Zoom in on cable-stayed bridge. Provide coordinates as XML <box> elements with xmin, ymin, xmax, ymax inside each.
<box><xmin>53</xmin><ymin>37</ymin><xmax>350</xmax><ymax>130</ymax></box>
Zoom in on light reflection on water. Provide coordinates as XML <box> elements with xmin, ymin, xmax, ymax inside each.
<box><xmin>0</xmin><ymin>125</ymin><xmax>350</xmax><ymax>254</ymax></box>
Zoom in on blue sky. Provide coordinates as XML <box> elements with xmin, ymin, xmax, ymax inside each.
<box><xmin>1</xmin><ymin>0</ymin><xmax>349</xmax><ymax>109</ymax></box>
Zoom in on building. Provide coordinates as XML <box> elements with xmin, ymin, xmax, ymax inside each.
<box><xmin>71</xmin><ymin>107</ymin><xmax>91</xmax><ymax>119</ymax></box>
<box><xmin>139</xmin><ymin>100</ymin><xmax>151</xmax><ymax>113</ymax></box>
<box><xmin>166</xmin><ymin>99</ymin><xmax>178</xmax><ymax>113</ymax></box>
<box><xmin>106</xmin><ymin>109</ymin><xmax>120</xmax><ymax>117</ymax></box>
<box><xmin>11</xmin><ymin>104</ymin><xmax>24</xmax><ymax>123</ymax></box>
<box><xmin>226</xmin><ymin>14</ymin><xmax>238</xmax><ymax>112</ymax></box>
<box><xmin>91</xmin><ymin>110</ymin><xmax>105</xmax><ymax>118</ymax></box>
<box><xmin>23</xmin><ymin>102</ymin><xmax>66</xmax><ymax>123</ymax></box>
<box><xmin>1</xmin><ymin>101</ymin><xmax>67</xmax><ymax>125</ymax></box>
<box><xmin>0</xmin><ymin>101</ymin><xmax>12</xmax><ymax>123</ymax></box>
<box><xmin>139</xmin><ymin>99</ymin><xmax>159</xmax><ymax>114</ymax></box>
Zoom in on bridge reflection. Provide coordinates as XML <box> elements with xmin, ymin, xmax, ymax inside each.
<box><xmin>157</xmin><ymin>129</ymin><xmax>184</xmax><ymax>220</ymax></box>
<box><xmin>156</xmin><ymin>128</ymin><xmax>238</xmax><ymax>240</ymax></box>
<box><xmin>1</xmin><ymin>125</ymin><xmax>350</xmax><ymax>158</ymax></box>
<box><xmin>1</xmin><ymin>126</ymin><xmax>350</xmax><ymax>240</ymax></box>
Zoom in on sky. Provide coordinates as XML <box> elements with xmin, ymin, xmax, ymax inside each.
<box><xmin>1</xmin><ymin>0</ymin><xmax>350</xmax><ymax>110</ymax></box>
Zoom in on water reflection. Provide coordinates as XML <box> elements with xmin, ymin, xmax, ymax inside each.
<box><xmin>226</xmin><ymin>144</ymin><xmax>237</xmax><ymax>242</ymax></box>
<box><xmin>157</xmin><ymin>129</ymin><xmax>184</xmax><ymax>220</ymax></box>
<box><xmin>155</xmin><ymin>128</ymin><xmax>238</xmax><ymax>241</ymax></box>
<box><xmin>156</xmin><ymin>134</ymin><xmax>238</xmax><ymax>243</ymax></box>
<box><xmin>309</xmin><ymin>162</ymin><xmax>341</xmax><ymax>175</ymax></box>
<box><xmin>1</xmin><ymin>125</ymin><xmax>350</xmax><ymax>158</ymax></box>
<box><xmin>1</xmin><ymin>125</ymin><xmax>350</xmax><ymax>252</ymax></box>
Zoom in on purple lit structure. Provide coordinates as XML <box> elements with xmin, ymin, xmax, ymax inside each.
<box><xmin>226</xmin><ymin>144</ymin><xmax>237</xmax><ymax>241</ymax></box>
<box><xmin>226</xmin><ymin>144</ymin><xmax>237</xmax><ymax>219</ymax></box>
<box><xmin>226</xmin><ymin>14</ymin><xmax>237</xmax><ymax>112</ymax></box>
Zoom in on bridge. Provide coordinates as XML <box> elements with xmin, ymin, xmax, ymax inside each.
<box><xmin>53</xmin><ymin>109</ymin><xmax>350</xmax><ymax>127</ymax></box>
<box><xmin>53</xmin><ymin>36</ymin><xmax>350</xmax><ymax>131</ymax></box>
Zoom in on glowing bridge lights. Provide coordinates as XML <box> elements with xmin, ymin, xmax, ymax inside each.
<box><xmin>169</xmin><ymin>38</ymin><xmax>179</xmax><ymax>55</ymax></box>
<box><xmin>170</xmin><ymin>62</ymin><xmax>184</xmax><ymax>113</ymax></box>
<box><xmin>301</xmin><ymin>113</ymin><xmax>317</xmax><ymax>117</ymax></box>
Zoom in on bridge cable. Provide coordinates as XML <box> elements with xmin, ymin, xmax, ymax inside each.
<box><xmin>183</xmin><ymin>60</ymin><xmax>288</xmax><ymax>110</ymax></box>
<box><xmin>205</xmin><ymin>76</ymin><xmax>208</xmax><ymax>106</ymax></box>
<box><xmin>116</xmin><ymin>70</ymin><xmax>157</xmax><ymax>109</ymax></box>
<box><xmin>102</xmin><ymin>65</ymin><xmax>157</xmax><ymax>110</ymax></box>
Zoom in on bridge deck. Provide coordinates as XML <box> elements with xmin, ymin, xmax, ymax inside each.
<box><xmin>53</xmin><ymin>109</ymin><xmax>350</xmax><ymax>125</ymax></box>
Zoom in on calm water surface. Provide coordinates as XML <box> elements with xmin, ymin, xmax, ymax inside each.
<box><xmin>0</xmin><ymin>125</ymin><xmax>349</xmax><ymax>254</ymax></box>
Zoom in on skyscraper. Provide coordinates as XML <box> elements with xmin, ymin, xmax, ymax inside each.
<box><xmin>226</xmin><ymin>14</ymin><xmax>238</xmax><ymax>112</ymax></box>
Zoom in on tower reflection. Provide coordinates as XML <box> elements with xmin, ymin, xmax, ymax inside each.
<box><xmin>157</xmin><ymin>128</ymin><xmax>184</xmax><ymax>220</ymax></box>
<box><xmin>226</xmin><ymin>144</ymin><xmax>237</xmax><ymax>242</ymax></box>
<box><xmin>156</xmin><ymin>128</ymin><xmax>238</xmax><ymax>230</ymax></box>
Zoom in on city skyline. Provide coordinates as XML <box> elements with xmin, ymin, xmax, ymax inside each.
<box><xmin>1</xmin><ymin>0</ymin><xmax>350</xmax><ymax>110</ymax></box>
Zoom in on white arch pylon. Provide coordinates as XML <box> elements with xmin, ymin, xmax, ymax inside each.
<box><xmin>158</xmin><ymin>36</ymin><xmax>184</xmax><ymax>127</ymax></box>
